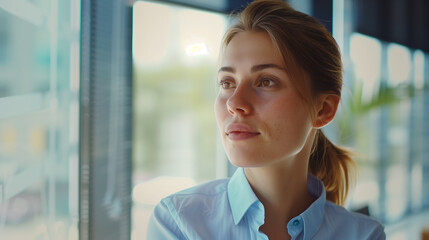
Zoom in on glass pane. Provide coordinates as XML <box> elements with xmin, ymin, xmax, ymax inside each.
<box><xmin>0</xmin><ymin>3</ymin><xmax>50</xmax><ymax>97</ymax></box>
<box><xmin>338</xmin><ymin>32</ymin><xmax>429</xmax><ymax>228</ymax></box>
<box><xmin>131</xmin><ymin>2</ymin><xmax>227</xmax><ymax>239</ymax></box>
<box><xmin>0</xmin><ymin>0</ymin><xmax>80</xmax><ymax>239</ymax></box>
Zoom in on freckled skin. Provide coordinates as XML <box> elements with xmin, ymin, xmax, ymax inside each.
<box><xmin>214</xmin><ymin>31</ymin><xmax>314</xmax><ymax>167</ymax></box>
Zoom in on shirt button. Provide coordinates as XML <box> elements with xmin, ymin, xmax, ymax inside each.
<box><xmin>293</xmin><ymin>219</ymin><xmax>300</xmax><ymax>226</ymax></box>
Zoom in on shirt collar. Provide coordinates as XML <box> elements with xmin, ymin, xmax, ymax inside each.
<box><xmin>300</xmin><ymin>174</ymin><xmax>326</xmax><ymax>240</ymax></box>
<box><xmin>228</xmin><ymin>167</ymin><xmax>327</xmax><ymax>237</ymax></box>
<box><xmin>227</xmin><ymin>168</ymin><xmax>259</xmax><ymax>225</ymax></box>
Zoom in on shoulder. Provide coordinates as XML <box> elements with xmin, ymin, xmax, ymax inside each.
<box><xmin>322</xmin><ymin>201</ymin><xmax>386</xmax><ymax>239</ymax></box>
<box><xmin>169</xmin><ymin>178</ymin><xmax>229</xmax><ymax>197</ymax></box>
<box><xmin>147</xmin><ymin>178</ymin><xmax>232</xmax><ymax>239</ymax></box>
<box><xmin>155</xmin><ymin>178</ymin><xmax>230</xmax><ymax>219</ymax></box>
<box><xmin>162</xmin><ymin>178</ymin><xmax>229</xmax><ymax>208</ymax></box>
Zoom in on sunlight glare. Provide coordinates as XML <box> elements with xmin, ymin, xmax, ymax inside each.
<box><xmin>350</xmin><ymin>33</ymin><xmax>382</xmax><ymax>103</ymax></box>
<box><xmin>387</xmin><ymin>43</ymin><xmax>412</xmax><ymax>87</ymax></box>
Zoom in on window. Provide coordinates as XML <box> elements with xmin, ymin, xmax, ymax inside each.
<box><xmin>0</xmin><ymin>0</ymin><xmax>80</xmax><ymax>239</ymax></box>
<box><xmin>340</xmin><ymin>32</ymin><xmax>429</xmax><ymax>225</ymax></box>
<box><xmin>131</xmin><ymin>2</ymin><xmax>227</xmax><ymax>238</ymax></box>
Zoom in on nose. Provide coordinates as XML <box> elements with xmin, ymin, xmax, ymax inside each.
<box><xmin>226</xmin><ymin>86</ymin><xmax>253</xmax><ymax>116</ymax></box>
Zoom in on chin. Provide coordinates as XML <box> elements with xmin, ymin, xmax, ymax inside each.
<box><xmin>227</xmin><ymin>155</ymin><xmax>267</xmax><ymax>168</ymax></box>
<box><xmin>224</xmin><ymin>145</ymin><xmax>282</xmax><ymax>167</ymax></box>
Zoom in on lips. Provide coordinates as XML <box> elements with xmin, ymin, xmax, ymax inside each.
<box><xmin>226</xmin><ymin>123</ymin><xmax>260</xmax><ymax>140</ymax></box>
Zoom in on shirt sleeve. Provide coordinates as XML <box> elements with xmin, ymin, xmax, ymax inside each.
<box><xmin>367</xmin><ymin>221</ymin><xmax>386</xmax><ymax>240</ymax></box>
<box><xmin>146</xmin><ymin>199</ymin><xmax>186</xmax><ymax>240</ymax></box>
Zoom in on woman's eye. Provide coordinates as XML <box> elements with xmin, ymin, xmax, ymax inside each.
<box><xmin>220</xmin><ymin>80</ymin><xmax>234</xmax><ymax>89</ymax></box>
<box><xmin>259</xmin><ymin>78</ymin><xmax>275</xmax><ymax>87</ymax></box>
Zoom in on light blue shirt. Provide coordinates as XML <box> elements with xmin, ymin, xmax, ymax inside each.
<box><xmin>147</xmin><ymin>168</ymin><xmax>385</xmax><ymax>240</ymax></box>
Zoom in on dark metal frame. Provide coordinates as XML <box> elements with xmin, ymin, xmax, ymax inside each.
<box><xmin>79</xmin><ymin>0</ymin><xmax>133</xmax><ymax>239</ymax></box>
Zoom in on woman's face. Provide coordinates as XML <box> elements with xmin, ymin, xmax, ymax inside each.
<box><xmin>214</xmin><ymin>31</ymin><xmax>315</xmax><ymax>167</ymax></box>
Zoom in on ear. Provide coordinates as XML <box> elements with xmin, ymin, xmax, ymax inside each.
<box><xmin>313</xmin><ymin>94</ymin><xmax>340</xmax><ymax>129</ymax></box>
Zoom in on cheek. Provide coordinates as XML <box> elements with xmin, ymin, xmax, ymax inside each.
<box><xmin>266</xmin><ymin>97</ymin><xmax>312</xmax><ymax>137</ymax></box>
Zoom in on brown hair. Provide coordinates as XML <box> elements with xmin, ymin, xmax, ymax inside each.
<box><xmin>222</xmin><ymin>0</ymin><xmax>356</xmax><ymax>206</ymax></box>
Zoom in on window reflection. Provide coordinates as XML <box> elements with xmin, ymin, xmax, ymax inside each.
<box><xmin>0</xmin><ymin>0</ymin><xmax>79</xmax><ymax>239</ymax></box>
<box><xmin>0</xmin><ymin>12</ymin><xmax>50</xmax><ymax>97</ymax></box>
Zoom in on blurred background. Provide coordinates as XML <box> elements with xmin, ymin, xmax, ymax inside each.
<box><xmin>0</xmin><ymin>0</ymin><xmax>428</xmax><ymax>239</ymax></box>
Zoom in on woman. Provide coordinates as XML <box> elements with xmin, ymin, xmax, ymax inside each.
<box><xmin>147</xmin><ymin>0</ymin><xmax>385</xmax><ymax>239</ymax></box>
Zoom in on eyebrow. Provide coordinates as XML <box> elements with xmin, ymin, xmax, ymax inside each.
<box><xmin>218</xmin><ymin>64</ymin><xmax>285</xmax><ymax>73</ymax></box>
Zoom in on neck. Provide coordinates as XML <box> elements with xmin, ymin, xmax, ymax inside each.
<box><xmin>243</xmin><ymin>130</ymin><xmax>317</xmax><ymax>227</ymax></box>
<box><xmin>244</xmin><ymin>158</ymin><xmax>314</xmax><ymax>223</ymax></box>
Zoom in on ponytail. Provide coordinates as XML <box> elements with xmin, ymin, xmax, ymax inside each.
<box><xmin>309</xmin><ymin>130</ymin><xmax>356</xmax><ymax>206</ymax></box>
